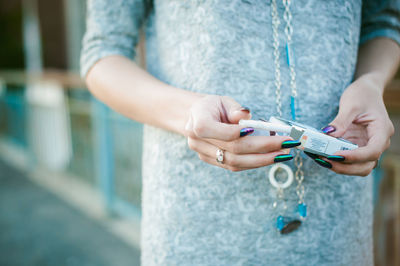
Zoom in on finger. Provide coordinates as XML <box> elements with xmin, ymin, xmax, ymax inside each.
<box><xmin>321</xmin><ymin>101</ymin><xmax>358</xmax><ymax>138</ymax></box>
<box><xmin>188</xmin><ymin>137</ymin><xmax>292</xmax><ymax>168</ymax></box>
<box><xmin>333</xmin><ymin>134</ymin><xmax>389</xmax><ymax>163</ymax></box>
<box><xmin>304</xmin><ymin>151</ymin><xmax>319</xmax><ymax>160</ymax></box>
<box><xmin>189</xmin><ymin>97</ymin><xmax>252</xmax><ymax>141</ymax></box>
<box><xmin>219</xmin><ymin>96</ymin><xmax>252</xmax><ymax>124</ymax></box>
<box><xmin>330</xmin><ymin>160</ymin><xmax>376</xmax><ymax>177</ymax></box>
<box><xmin>307</xmin><ymin>155</ymin><xmax>375</xmax><ymax>176</ymax></box>
<box><xmin>197</xmin><ymin>153</ymin><xmax>250</xmax><ymax>172</ymax></box>
<box><xmin>199</xmin><ymin>151</ymin><xmax>293</xmax><ymax>171</ymax></box>
<box><xmin>191</xmin><ymin>117</ymin><xmax>249</xmax><ymax>141</ymax></box>
<box><xmin>205</xmin><ymin>136</ymin><xmax>299</xmax><ymax>154</ymax></box>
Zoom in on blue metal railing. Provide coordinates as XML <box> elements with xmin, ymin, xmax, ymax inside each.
<box><xmin>0</xmin><ymin>84</ymin><xmax>143</xmax><ymax>219</ymax></box>
<box><xmin>0</xmin><ymin>86</ymin><xmax>27</xmax><ymax>147</ymax></box>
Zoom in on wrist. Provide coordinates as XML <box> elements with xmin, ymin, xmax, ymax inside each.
<box><xmin>354</xmin><ymin>72</ymin><xmax>386</xmax><ymax>96</ymax></box>
<box><xmin>167</xmin><ymin>88</ymin><xmax>205</xmax><ymax>136</ymax></box>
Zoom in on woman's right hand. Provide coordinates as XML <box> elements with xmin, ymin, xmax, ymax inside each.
<box><xmin>184</xmin><ymin>95</ymin><xmax>300</xmax><ymax>172</ymax></box>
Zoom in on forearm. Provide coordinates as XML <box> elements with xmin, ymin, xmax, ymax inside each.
<box><xmin>354</xmin><ymin>37</ymin><xmax>400</xmax><ymax>92</ymax></box>
<box><xmin>86</xmin><ymin>55</ymin><xmax>204</xmax><ymax>135</ymax></box>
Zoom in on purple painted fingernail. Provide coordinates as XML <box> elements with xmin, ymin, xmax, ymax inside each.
<box><xmin>240</xmin><ymin>106</ymin><xmax>250</xmax><ymax>113</ymax></box>
<box><xmin>240</xmin><ymin>127</ymin><xmax>254</xmax><ymax>137</ymax></box>
<box><xmin>321</xmin><ymin>125</ymin><xmax>336</xmax><ymax>134</ymax></box>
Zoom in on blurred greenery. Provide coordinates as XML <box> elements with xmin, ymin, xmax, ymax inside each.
<box><xmin>0</xmin><ymin>0</ymin><xmax>24</xmax><ymax>69</ymax></box>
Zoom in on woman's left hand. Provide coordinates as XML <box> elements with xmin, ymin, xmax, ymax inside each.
<box><xmin>312</xmin><ymin>74</ymin><xmax>394</xmax><ymax>176</ymax></box>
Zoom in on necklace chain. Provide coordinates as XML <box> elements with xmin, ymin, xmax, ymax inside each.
<box><xmin>271</xmin><ymin>0</ymin><xmax>283</xmax><ymax>117</ymax></box>
<box><xmin>283</xmin><ymin>0</ymin><xmax>297</xmax><ymax>98</ymax></box>
<box><xmin>271</xmin><ymin>0</ymin><xmax>305</xmax><ymax>204</ymax></box>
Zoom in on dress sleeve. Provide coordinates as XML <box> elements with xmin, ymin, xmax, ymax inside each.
<box><xmin>360</xmin><ymin>0</ymin><xmax>400</xmax><ymax>46</ymax></box>
<box><xmin>80</xmin><ymin>0</ymin><xmax>151</xmax><ymax>77</ymax></box>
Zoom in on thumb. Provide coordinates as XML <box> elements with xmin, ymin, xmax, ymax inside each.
<box><xmin>322</xmin><ymin>105</ymin><xmax>358</xmax><ymax>138</ymax></box>
<box><xmin>225</xmin><ymin>101</ymin><xmax>251</xmax><ymax>124</ymax></box>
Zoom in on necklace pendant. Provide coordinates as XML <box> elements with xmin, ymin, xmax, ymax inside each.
<box><xmin>298</xmin><ymin>202</ymin><xmax>307</xmax><ymax>219</ymax></box>
<box><xmin>290</xmin><ymin>96</ymin><xmax>296</xmax><ymax>120</ymax></box>
<box><xmin>276</xmin><ymin>215</ymin><xmax>302</xmax><ymax>234</ymax></box>
<box><xmin>286</xmin><ymin>42</ymin><xmax>295</xmax><ymax>67</ymax></box>
<box><xmin>269</xmin><ymin>163</ymin><xmax>294</xmax><ymax>189</ymax></box>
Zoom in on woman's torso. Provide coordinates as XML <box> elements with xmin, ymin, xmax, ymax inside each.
<box><xmin>141</xmin><ymin>1</ymin><xmax>373</xmax><ymax>265</ymax></box>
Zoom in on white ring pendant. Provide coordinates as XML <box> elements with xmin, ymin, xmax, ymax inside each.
<box><xmin>268</xmin><ymin>163</ymin><xmax>294</xmax><ymax>189</ymax></box>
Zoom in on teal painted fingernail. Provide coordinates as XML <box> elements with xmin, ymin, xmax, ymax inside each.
<box><xmin>326</xmin><ymin>155</ymin><xmax>345</xmax><ymax>162</ymax></box>
<box><xmin>274</xmin><ymin>154</ymin><xmax>293</xmax><ymax>163</ymax></box>
<box><xmin>281</xmin><ymin>140</ymin><xmax>301</xmax><ymax>149</ymax></box>
<box><xmin>314</xmin><ymin>158</ymin><xmax>332</xmax><ymax>169</ymax></box>
<box><xmin>304</xmin><ymin>151</ymin><xmax>318</xmax><ymax>159</ymax></box>
<box><xmin>240</xmin><ymin>127</ymin><xmax>254</xmax><ymax>137</ymax></box>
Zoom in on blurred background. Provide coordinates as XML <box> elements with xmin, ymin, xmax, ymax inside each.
<box><xmin>0</xmin><ymin>0</ymin><xmax>399</xmax><ymax>266</ymax></box>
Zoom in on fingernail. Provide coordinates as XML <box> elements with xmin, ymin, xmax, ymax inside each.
<box><xmin>274</xmin><ymin>154</ymin><xmax>294</xmax><ymax>163</ymax></box>
<box><xmin>326</xmin><ymin>155</ymin><xmax>345</xmax><ymax>162</ymax></box>
<box><xmin>304</xmin><ymin>151</ymin><xmax>318</xmax><ymax>159</ymax></box>
<box><xmin>321</xmin><ymin>125</ymin><xmax>336</xmax><ymax>134</ymax></box>
<box><xmin>240</xmin><ymin>106</ymin><xmax>250</xmax><ymax>113</ymax></box>
<box><xmin>314</xmin><ymin>158</ymin><xmax>332</xmax><ymax>169</ymax></box>
<box><xmin>240</xmin><ymin>127</ymin><xmax>254</xmax><ymax>137</ymax></box>
<box><xmin>281</xmin><ymin>140</ymin><xmax>301</xmax><ymax>149</ymax></box>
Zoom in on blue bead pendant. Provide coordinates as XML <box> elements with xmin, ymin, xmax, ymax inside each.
<box><xmin>285</xmin><ymin>43</ymin><xmax>295</xmax><ymax>67</ymax></box>
<box><xmin>298</xmin><ymin>203</ymin><xmax>307</xmax><ymax>219</ymax></box>
<box><xmin>290</xmin><ymin>96</ymin><xmax>297</xmax><ymax>120</ymax></box>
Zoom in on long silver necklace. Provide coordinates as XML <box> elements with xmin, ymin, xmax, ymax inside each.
<box><xmin>270</xmin><ymin>0</ymin><xmax>306</xmax><ymax>234</ymax></box>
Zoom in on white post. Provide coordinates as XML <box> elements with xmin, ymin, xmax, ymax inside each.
<box><xmin>23</xmin><ymin>0</ymin><xmax>72</xmax><ymax>171</ymax></box>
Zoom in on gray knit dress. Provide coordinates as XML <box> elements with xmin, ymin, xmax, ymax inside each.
<box><xmin>81</xmin><ymin>0</ymin><xmax>400</xmax><ymax>265</ymax></box>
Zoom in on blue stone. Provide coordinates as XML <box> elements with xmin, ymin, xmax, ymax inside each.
<box><xmin>298</xmin><ymin>203</ymin><xmax>307</xmax><ymax>218</ymax></box>
<box><xmin>281</xmin><ymin>220</ymin><xmax>302</xmax><ymax>234</ymax></box>
<box><xmin>276</xmin><ymin>216</ymin><xmax>285</xmax><ymax>231</ymax></box>
<box><xmin>276</xmin><ymin>216</ymin><xmax>302</xmax><ymax>234</ymax></box>
<box><xmin>290</xmin><ymin>96</ymin><xmax>296</xmax><ymax>120</ymax></box>
<box><xmin>286</xmin><ymin>43</ymin><xmax>295</xmax><ymax>67</ymax></box>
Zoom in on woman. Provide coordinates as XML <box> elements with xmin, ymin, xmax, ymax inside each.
<box><xmin>81</xmin><ymin>0</ymin><xmax>400</xmax><ymax>265</ymax></box>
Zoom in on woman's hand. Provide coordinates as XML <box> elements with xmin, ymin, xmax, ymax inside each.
<box><xmin>184</xmin><ymin>95</ymin><xmax>300</xmax><ymax>172</ymax></box>
<box><xmin>313</xmin><ymin>74</ymin><xmax>394</xmax><ymax>176</ymax></box>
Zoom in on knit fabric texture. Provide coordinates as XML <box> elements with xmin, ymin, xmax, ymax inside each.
<box><xmin>81</xmin><ymin>0</ymin><xmax>400</xmax><ymax>265</ymax></box>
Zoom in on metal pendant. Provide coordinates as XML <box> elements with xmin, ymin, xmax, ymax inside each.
<box><xmin>277</xmin><ymin>216</ymin><xmax>302</xmax><ymax>234</ymax></box>
<box><xmin>269</xmin><ymin>164</ymin><xmax>302</xmax><ymax>234</ymax></box>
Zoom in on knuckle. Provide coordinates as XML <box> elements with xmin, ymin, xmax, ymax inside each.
<box><xmin>360</xmin><ymin>169</ymin><xmax>371</xmax><ymax>177</ymax></box>
<box><xmin>193</xmin><ymin>125</ymin><xmax>206</xmax><ymax>138</ymax></box>
<box><xmin>187</xmin><ymin>138</ymin><xmax>197</xmax><ymax>151</ymax></box>
<box><xmin>226</xmin><ymin>130</ymin><xmax>239</xmax><ymax>142</ymax></box>
<box><xmin>192</xmin><ymin>119</ymin><xmax>208</xmax><ymax>138</ymax></box>
<box><xmin>385</xmin><ymin>139</ymin><xmax>391</xmax><ymax>150</ymax></box>
<box><xmin>198</xmin><ymin>153</ymin><xmax>205</xmax><ymax>161</ymax></box>
<box><xmin>359</xmin><ymin>165</ymin><xmax>374</xmax><ymax>177</ymax></box>
<box><xmin>226</xmin><ymin>141</ymin><xmax>235</xmax><ymax>153</ymax></box>
<box><xmin>228</xmin><ymin>166</ymin><xmax>241</xmax><ymax>172</ymax></box>
<box><xmin>230</xmin><ymin>141</ymin><xmax>241</xmax><ymax>154</ymax></box>
<box><xmin>388</xmin><ymin>121</ymin><xmax>395</xmax><ymax>136</ymax></box>
<box><xmin>370</xmin><ymin>151</ymin><xmax>381</xmax><ymax>161</ymax></box>
<box><xmin>225</xmin><ymin>154</ymin><xmax>238</xmax><ymax>167</ymax></box>
<box><xmin>185</xmin><ymin>130</ymin><xmax>196</xmax><ymax>138</ymax></box>
<box><xmin>333</xmin><ymin>167</ymin><xmax>346</xmax><ymax>175</ymax></box>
